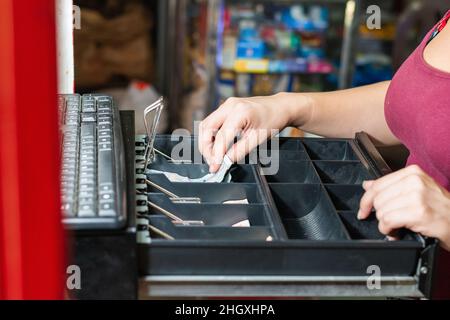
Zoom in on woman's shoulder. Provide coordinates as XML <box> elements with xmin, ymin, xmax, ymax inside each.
<box><xmin>423</xmin><ymin>13</ymin><xmax>450</xmax><ymax>74</ymax></box>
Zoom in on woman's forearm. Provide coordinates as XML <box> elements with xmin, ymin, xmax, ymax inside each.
<box><xmin>279</xmin><ymin>81</ymin><xmax>400</xmax><ymax>145</ymax></box>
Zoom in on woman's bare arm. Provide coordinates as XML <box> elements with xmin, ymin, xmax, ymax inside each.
<box><xmin>200</xmin><ymin>81</ymin><xmax>399</xmax><ymax>172</ymax></box>
<box><xmin>284</xmin><ymin>80</ymin><xmax>400</xmax><ymax>145</ymax></box>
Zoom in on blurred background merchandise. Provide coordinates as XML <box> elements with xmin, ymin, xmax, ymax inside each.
<box><xmin>73</xmin><ymin>0</ymin><xmax>450</xmax><ymax>135</ymax></box>
<box><xmin>74</xmin><ymin>1</ymin><xmax>155</xmax><ymax>88</ymax></box>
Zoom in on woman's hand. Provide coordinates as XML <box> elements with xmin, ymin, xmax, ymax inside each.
<box><xmin>198</xmin><ymin>94</ymin><xmax>312</xmax><ymax>172</ymax></box>
<box><xmin>358</xmin><ymin>165</ymin><xmax>450</xmax><ymax>251</ymax></box>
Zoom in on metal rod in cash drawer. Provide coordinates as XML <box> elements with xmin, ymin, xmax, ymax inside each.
<box><xmin>154</xmin><ymin>148</ymin><xmax>173</xmax><ymax>161</ymax></box>
<box><xmin>154</xmin><ymin>148</ymin><xmax>192</xmax><ymax>164</ymax></box>
<box><xmin>145</xmin><ymin>179</ymin><xmax>201</xmax><ymax>203</ymax></box>
<box><xmin>147</xmin><ymin>201</ymin><xmax>183</xmax><ymax>222</ymax></box>
<box><xmin>148</xmin><ymin>224</ymin><xmax>175</xmax><ymax>240</ymax></box>
<box><xmin>145</xmin><ymin>179</ymin><xmax>179</xmax><ymax>198</ymax></box>
<box><xmin>153</xmin><ymin>147</ymin><xmax>192</xmax><ymax>164</ymax></box>
<box><xmin>147</xmin><ymin>201</ymin><xmax>205</xmax><ymax>226</ymax></box>
<box><xmin>143</xmin><ymin>97</ymin><xmax>164</xmax><ymax>167</ymax></box>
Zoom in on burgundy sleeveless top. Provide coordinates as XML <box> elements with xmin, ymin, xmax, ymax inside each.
<box><xmin>385</xmin><ymin>11</ymin><xmax>450</xmax><ymax>299</ymax></box>
<box><xmin>385</xmin><ymin>11</ymin><xmax>450</xmax><ymax>191</ymax></box>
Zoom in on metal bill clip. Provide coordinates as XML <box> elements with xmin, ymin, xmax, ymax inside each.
<box><xmin>145</xmin><ymin>178</ymin><xmax>178</xmax><ymax>198</ymax></box>
<box><xmin>148</xmin><ymin>224</ymin><xmax>175</xmax><ymax>240</ymax></box>
<box><xmin>143</xmin><ymin>97</ymin><xmax>164</xmax><ymax>167</ymax></box>
<box><xmin>142</xmin><ymin>98</ymin><xmax>191</xmax><ymax>165</ymax></box>
<box><xmin>145</xmin><ymin>179</ymin><xmax>201</xmax><ymax>203</ymax></box>
<box><xmin>153</xmin><ymin>148</ymin><xmax>192</xmax><ymax>164</ymax></box>
<box><xmin>147</xmin><ymin>201</ymin><xmax>205</xmax><ymax>226</ymax></box>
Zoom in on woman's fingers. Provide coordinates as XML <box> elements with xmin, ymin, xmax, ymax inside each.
<box><xmin>359</xmin><ymin>180</ymin><xmax>410</xmax><ymax>221</ymax></box>
<box><xmin>358</xmin><ymin>165</ymin><xmax>423</xmax><ymax>219</ymax></box>
<box><xmin>210</xmin><ymin>117</ymin><xmax>244</xmax><ymax>172</ymax></box>
<box><xmin>198</xmin><ymin>105</ymin><xmax>230</xmax><ymax>167</ymax></box>
<box><xmin>374</xmin><ymin>192</ymin><xmax>413</xmax><ymax>221</ymax></box>
<box><xmin>198</xmin><ymin>125</ymin><xmax>216</xmax><ymax>166</ymax></box>
<box><xmin>362</xmin><ymin>180</ymin><xmax>375</xmax><ymax>190</ymax></box>
<box><xmin>370</xmin><ymin>175</ymin><xmax>418</xmax><ymax>218</ymax></box>
<box><xmin>377</xmin><ymin>202</ymin><xmax>437</xmax><ymax>237</ymax></box>
<box><xmin>359</xmin><ymin>165</ymin><xmax>450</xmax><ymax>249</ymax></box>
<box><xmin>227</xmin><ymin>129</ymin><xmax>268</xmax><ymax>164</ymax></box>
<box><xmin>377</xmin><ymin>206</ymin><xmax>416</xmax><ymax>235</ymax></box>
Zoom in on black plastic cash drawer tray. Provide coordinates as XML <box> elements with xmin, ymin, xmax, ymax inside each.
<box><xmin>135</xmin><ymin>133</ymin><xmax>437</xmax><ymax>297</ymax></box>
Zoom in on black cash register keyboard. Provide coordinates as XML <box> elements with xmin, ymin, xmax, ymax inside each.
<box><xmin>58</xmin><ymin>94</ymin><xmax>127</xmax><ymax>230</ymax></box>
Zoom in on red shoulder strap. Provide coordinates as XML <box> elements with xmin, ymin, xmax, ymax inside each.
<box><xmin>436</xmin><ymin>10</ymin><xmax>450</xmax><ymax>32</ymax></box>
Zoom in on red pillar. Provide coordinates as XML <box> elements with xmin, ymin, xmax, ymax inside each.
<box><xmin>0</xmin><ymin>0</ymin><xmax>65</xmax><ymax>299</ymax></box>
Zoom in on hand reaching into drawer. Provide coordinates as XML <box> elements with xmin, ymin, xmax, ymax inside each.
<box><xmin>358</xmin><ymin>164</ymin><xmax>450</xmax><ymax>251</ymax></box>
<box><xmin>198</xmin><ymin>94</ymin><xmax>308</xmax><ymax>173</ymax></box>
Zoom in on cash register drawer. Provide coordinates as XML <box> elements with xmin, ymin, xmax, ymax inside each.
<box><xmin>135</xmin><ymin>134</ymin><xmax>438</xmax><ymax>298</ymax></box>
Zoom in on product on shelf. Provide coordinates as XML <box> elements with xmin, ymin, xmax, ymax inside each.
<box><xmin>219</xmin><ymin>3</ymin><xmax>333</xmax><ymax>77</ymax></box>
